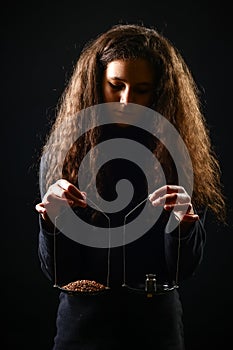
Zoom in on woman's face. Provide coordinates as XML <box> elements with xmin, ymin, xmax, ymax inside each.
<box><xmin>102</xmin><ymin>58</ymin><xmax>155</xmax><ymax>108</ymax></box>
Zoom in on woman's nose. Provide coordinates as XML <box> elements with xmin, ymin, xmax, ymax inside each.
<box><xmin>120</xmin><ymin>87</ymin><xmax>134</xmax><ymax>104</ymax></box>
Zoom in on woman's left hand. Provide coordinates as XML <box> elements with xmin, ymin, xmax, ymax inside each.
<box><xmin>148</xmin><ymin>185</ymin><xmax>199</xmax><ymax>223</ymax></box>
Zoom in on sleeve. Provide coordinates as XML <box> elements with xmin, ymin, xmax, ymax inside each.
<box><xmin>38</xmin><ymin>215</ymin><xmax>57</xmax><ymax>282</ymax></box>
<box><xmin>164</xmin><ymin>207</ymin><xmax>207</xmax><ymax>282</ymax></box>
<box><xmin>38</xmin><ymin>215</ymin><xmax>83</xmax><ymax>286</ymax></box>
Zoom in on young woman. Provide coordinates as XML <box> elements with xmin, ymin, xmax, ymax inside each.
<box><xmin>35</xmin><ymin>23</ymin><xmax>226</xmax><ymax>350</ymax></box>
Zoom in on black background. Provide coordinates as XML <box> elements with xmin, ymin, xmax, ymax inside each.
<box><xmin>3</xmin><ymin>1</ymin><xmax>233</xmax><ymax>349</ymax></box>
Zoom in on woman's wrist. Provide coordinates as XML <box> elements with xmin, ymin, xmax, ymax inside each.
<box><xmin>40</xmin><ymin>212</ymin><xmax>55</xmax><ymax>232</ymax></box>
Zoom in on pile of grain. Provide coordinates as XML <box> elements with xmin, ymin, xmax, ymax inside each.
<box><xmin>62</xmin><ymin>279</ymin><xmax>107</xmax><ymax>292</ymax></box>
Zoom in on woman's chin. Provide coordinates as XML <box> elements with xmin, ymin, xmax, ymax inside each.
<box><xmin>115</xmin><ymin>122</ymin><xmax>131</xmax><ymax>128</ymax></box>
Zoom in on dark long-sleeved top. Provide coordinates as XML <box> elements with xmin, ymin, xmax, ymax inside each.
<box><xmin>37</xmin><ymin>124</ymin><xmax>207</xmax><ymax>349</ymax></box>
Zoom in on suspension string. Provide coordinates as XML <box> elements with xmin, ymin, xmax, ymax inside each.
<box><xmin>53</xmin><ymin>207</ymin><xmax>70</xmax><ymax>287</ymax></box>
<box><xmin>173</xmin><ymin>213</ymin><xmax>181</xmax><ymax>286</ymax></box>
<box><xmin>85</xmin><ymin>197</ymin><xmax>111</xmax><ymax>288</ymax></box>
<box><xmin>53</xmin><ymin>198</ymin><xmax>182</xmax><ymax>292</ymax></box>
<box><xmin>123</xmin><ymin>199</ymin><xmax>182</xmax><ymax>289</ymax></box>
<box><xmin>53</xmin><ymin>199</ymin><xmax>111</xmax><ymax>289</ymax></box>
<box><xmin>53</xmin><ymin>215</ymin><xmax>59</xmax><ymax>287</ymax></box>
<box><xmin>122</xmin><ymin>196</ymin><xmax>149</xmax><ymax>286</ymax></box>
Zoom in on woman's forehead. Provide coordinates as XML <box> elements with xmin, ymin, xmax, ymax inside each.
<box><xmin>104</xmin><ymin>59</ymin><xmax>156</xmax><ymax>83</ymax></box>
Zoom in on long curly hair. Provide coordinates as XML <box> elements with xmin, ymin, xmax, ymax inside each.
<box><xmin>40</xmin><ymin>23</ymin><xmax>226</xmax><ymax>222</ymax></box>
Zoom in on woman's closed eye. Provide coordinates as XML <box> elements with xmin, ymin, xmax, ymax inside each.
<box><xmin>108</xmin><ymin>82</ymin><xmax>152</xmax><ymax>94</ymax></box>
<box><xmin>108</xmin><ymin>82</ymin><xmax>124</xmax><ymax>90</ymax></box>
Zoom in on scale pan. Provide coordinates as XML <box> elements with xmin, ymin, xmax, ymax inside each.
<box><xmin>54</xmin><ymin>279</ymin><xmax>110</xmax><ymax>296</ymax></box>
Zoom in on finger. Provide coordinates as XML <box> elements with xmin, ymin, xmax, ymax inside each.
<box><xmin>164</xmin><ymin>203</ymin><xmax>191</xmax><ymax>211</ymax></box>
<box><xmin>44</xmin><ymin>191</ymin><xmax>87</xmax><ymax>210</ymax></box>
<box><xmin>164</xmin><ymin>193</ymin><xmax>191</xmax><ymax>205</ymax></box>
<box><xmin>149</xmin><ymin>185</ymin><xmax>184</xmax><ymax>202</ymax></box>
<box><xmin>173</xmin><ymin>212</ymin><xmax>199</xmax><ymax>222</ymax></box>
<box><xmin>154</xmin><ymin>193</ymin><xmax>178</xmax><ymax>206</ymax></box>
<box><xmin>56</xmin><ymin>179</ymin><xmax>86</xmax><ymax>200</ymax></box>
<box><xmin>45</xmin><ymin>192</ymin><xmax>73</xmax><ymax>205</ymax></box>
<box><xmin>182</xmin><ymin>213</ymin><xmax>199</xmax><ymax>222</ymax></box>
<box><xmin>150</xmin><ymin>193</ymin><xmax>184</xmax><ymax>207</ymax></box>
<box><xmin>35</xmin><ymin>203</ymin><xmax>46</xmax><ymax>214</ymax></box>
<box><xmin>48</xmin><ymin>182</ymin><xmax>85</xmax><ymax>204</ymax></box>
<box><xmin>51</xmin><ymin>184</ymin><xmax>69</xmax><ymax>199</ymax></box>
<box><xmin>56</xmin><ymin>178</ymin><xmax>73</xmax><ymax>190</ymax></box>
<box><xmin>150</xmin><ymin>194</ymin><xmax>168</xmax><ymax>207</ymax></box>
<box><xmin>61</xmin><ymin>191</ymin><xmax>87</xmax><ymax>207</ymax></box>
<box><xmin>81</xmin><ymin>191</ymin><xmax>87</xmax><ymax>199</ymax></box>
<box><xmin>148</xmin><ymin>185</ymin><xmax>167</xmax><ymax>201</ymax></box>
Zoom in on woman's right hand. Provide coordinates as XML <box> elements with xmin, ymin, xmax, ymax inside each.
<box><xmin>35</xmin><ymin>179</ymin><xmax>87</xmax><ymax>226</ymax></box>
